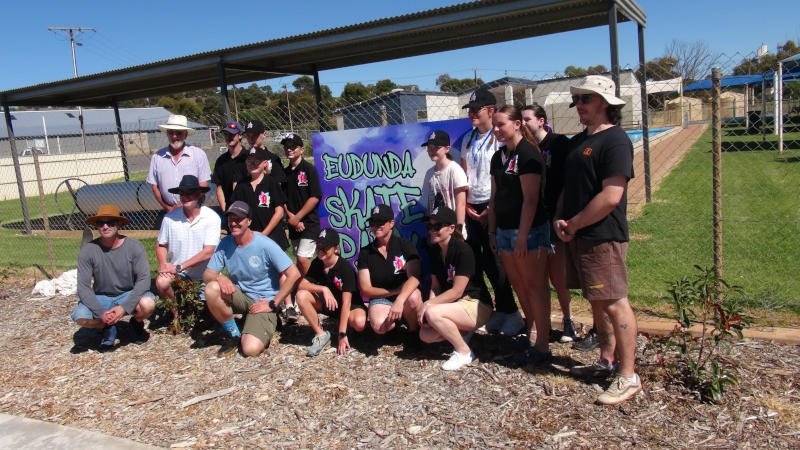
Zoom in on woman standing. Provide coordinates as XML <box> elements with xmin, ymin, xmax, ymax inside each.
<box><xmin>231</xmin><ymin>148</ymin><xmax>289</xmax><ymax>250</ymax></box>
<box><xmin>488</xmin><ymin>105</ymin><xmax>552</xmax><ymax>364</ymax></box>
<box><xmin>418</xmin><ymin>206</ymin><xmax>492</xmax><ymax>371</ymax></box>
<box><xmin>522</xmin><ymin>104</ymin><xmax>576</xmax><ymax>343</ymax></box>
<box><xmin>357</xmin><ymin>204</ymin><xmax>423</xmax><ymax>335</ymax></box>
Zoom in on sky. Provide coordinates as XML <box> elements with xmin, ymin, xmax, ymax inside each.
<box><xmin>0</xmin><ymin>0</ymin><xmax>798</xmax><ymax>96</ymax></box>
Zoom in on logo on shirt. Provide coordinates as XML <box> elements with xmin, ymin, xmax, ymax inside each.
<box><xmin>333</xmin><ymin>276</ymin><xmax>343</xmax><ymax>291</ymax></box>
<box><xmin>583</xmin><ymin>147</ymin><xmax>593</xmax><ymax>157</ymax></box>
<box><xmin>266</xmin><ymin>160</ymin><xmax>273</xmax><ymax>172</ymax></box>
<box><xmin>393</xmin><ymin>255</ymin><xmax>406</xmax><ymax>274</ymax></box>
<box><xmin>297</xmin><ymin>171</ymin><xmax>308</xmax><ymax>186</ymax></box>
<box><xmin>505</xmin><ymin>154</ymin><xmax>519</xmax><ymax>175</ymax></box>
<box><xmin>447</xmin><ymin>264</ymin><xmax>456</xmax><ymax>283</ymax></box>
<box><xmin>248</xmin><ymin>255</ymin><xmax>262</xmax><ymax>268</ymax></box>
<box><xmin>246</xmin><ymin>121</ymin><xmax>254</xmax><ymax>129</ymax></box>
<box><xmin>258</xmin><ymin>191</ymin><xmax>271</xmax><ymax>208</ymax></box>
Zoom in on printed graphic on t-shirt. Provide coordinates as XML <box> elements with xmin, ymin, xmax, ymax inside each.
<box><xmin>447</xmin><ymin>264</ymin><xmax>455</xmax><ymax>283</ymax></box>
<box><xmin>505</xmin><ymin>154</ymin><xmax>519</xmax><ymax>175</ymax></box>
<box><xmin>393</xmin><ymin>255</ymin><xmax>406</xmax><ymax>274</ymax></box>
<box><xmin>297</xmin><ymin>171</ymin><xmax>308</xmax><ymax>186</ymax></box>
<box><xmin>266</xmin><ymin>160</ymin><xmax>273</xmax><ymax>172</ymax></box>
<box><xmin>333</xmin><ymin>276</ymin><xmax>343</xmax><ymax>291</ymax></box>
<box><xmin>258</xmin><ymin>191</ymin><xmax>271</xmax><ymax>208</ymax></box>
<box><xmin>248</xmin><ymin>255</ymin><xmax>261</xmax><ymax>268</ymax></box>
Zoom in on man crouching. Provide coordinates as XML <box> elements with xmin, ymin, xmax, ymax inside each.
<box><xmin>203</xmin><ymin>201</ymin><xmax>300</xmax><ymax>357</ymax></box>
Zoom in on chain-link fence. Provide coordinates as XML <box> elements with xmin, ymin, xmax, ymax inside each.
<box><xmin>1</xmin><ymin>50</ymin><xmax>798</xmax><ymax>313</ymax></box>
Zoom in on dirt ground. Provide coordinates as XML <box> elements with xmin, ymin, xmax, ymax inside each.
<box><xmin>0</xmin><ymin>280</ymin><xmax>798</xmax><ymax>449</ymax></box>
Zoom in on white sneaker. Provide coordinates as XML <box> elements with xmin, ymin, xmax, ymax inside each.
<box><xmin>483</xmin><ymin>311</ymin><xmax>508</xmax><ymax>334</ymax></box>
<box><xmin>442</xmin><ymin>350</ymin><xmax>475</xmax><ymax>371</ymax></box>
<box><xmin>499</xmin><ymin>310</ymin><xmax>525</xmax><ymax>336</ymax></box>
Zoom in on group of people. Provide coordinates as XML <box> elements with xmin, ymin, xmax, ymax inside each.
<box><xmin>73</xmin><ymin>75</ymin><xmax>641</xmax><ymax>405</ymax></box>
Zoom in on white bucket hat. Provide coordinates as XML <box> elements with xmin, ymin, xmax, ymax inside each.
<box><xmin>158</xmin><ymin>114</ymin><xmax>194</xmax><ymax>133</ymax></box>
<box><xmin>569</xmin><ymin>75</ymin><xmax>626</xmax><ymax>107</ymax></box>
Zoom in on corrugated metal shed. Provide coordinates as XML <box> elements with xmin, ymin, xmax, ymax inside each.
<box><xmin>0</xmin><ymin>0</ymin><xmax>645</xmax><ymax>107</ymax></box>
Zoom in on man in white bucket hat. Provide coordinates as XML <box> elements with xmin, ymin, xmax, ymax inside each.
<box><xmin>553</xmin><ymin>75</ymin><xmax>642</xmax><ymax>405</ymax></box>
<box><xmin>147</xmin><ymin>114</ymin><xmax>211</xmax><ymax>212</ymax></box>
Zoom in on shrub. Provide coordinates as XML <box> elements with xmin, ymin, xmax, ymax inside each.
<box><xmin>156</xmin><ymin>277</ymin><xmax>208</xmax><ymax>335</ymax></box>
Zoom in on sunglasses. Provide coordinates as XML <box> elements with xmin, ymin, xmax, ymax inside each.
<box><xmin>571</xmin><ymin>94</ymin><xmax>595</xmax><ymax>105</ymax></box>
<box><xmin>368</xmin><ymin>220</ymin><xmax>389</xmax><ymax>228</ymax></box>
<box><xmin>468</xmin><ymin>106</ymin><xmax>486</xmax><ymax>114</ymax></box>
<box><xmin>245</xmin><ymin>159</ymin><xmax>263</xmax><ymax>166</ymax></box>
<box><xmin>426</xmin><ymin>222</ymin><xmax>449</xmax><ymax>231</ymax></box>
<box><xmin>95</xmin><ymin>219</ymin><xmax>117</xmax><ymax>227</ymax></box>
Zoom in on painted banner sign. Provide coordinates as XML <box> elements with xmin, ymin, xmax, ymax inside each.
<box><xmin>312</xmin><ymin>118</ymin><xmax>473</xmax><ymax>264</ymax></box>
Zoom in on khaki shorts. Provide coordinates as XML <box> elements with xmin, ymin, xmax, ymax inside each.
<box><xmin>565</xmin><ymin>238</ymin><xmax>628</xmax><ymax>301</ymax></box>
<box><xmin>458</xmin><ymin>296</ymin><xmax>493</xmax><ymax>327</ymax></box>
<box><xmin>230</xmin><ymin>287</ymin><xmax>278</xmax><ymax>346</ymax></box>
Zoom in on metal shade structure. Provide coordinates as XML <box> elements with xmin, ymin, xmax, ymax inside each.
<box><xmin>1</xmin><ymin>0</ymin><xmax>644</xmax><ymax>108</ymax></box>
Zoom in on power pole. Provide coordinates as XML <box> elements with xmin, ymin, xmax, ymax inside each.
<box><xmin>48</xmin><ymin>26</ymin><xmax>95</xmax><ymax>153</ymax></box>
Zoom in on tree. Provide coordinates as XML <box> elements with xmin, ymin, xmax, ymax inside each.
<box><xmin>636</xmin><ymin>56</ymin><xmax>680</xmax><ymax>81</ymax></box>
<box><xmin>341</xmin><ymin>82</ymin><xmax>371</xmax><ymax>103</ymax></box>
<box><xmin>435</xmin><ymin>74</ymin><xmax>483</xmax><ymax>93</ymax></box>
<box><xmin>374</xmin><ymin>79</ymin><xmax>398</xmax><ymax>95</ymax></box>
<box><xmin>435</xmin><ymin>74</ymin><xmax>453</xmax><ymax>88</ymax></box>
<box><xmin>587</xmin><ymin>64</ymin><xmax>608</xmax><ymax>75</ymax></box>
<box><xmin>292</xmin><ymin>76</ymin><xmax>315</xmax><ymax>92</ymax></box>
<box><xmin>664</xmin><ymin>39</ymin><xmax>720</xmax><ymax>82</ymax></box>
<box><xmin>733</xmin><ymin>40</ymin><xmax>800</xmax><ymax>76</ymax></box>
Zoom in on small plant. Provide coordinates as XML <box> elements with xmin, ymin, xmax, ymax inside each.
<box><xmin>659</xmin><ymin>265</ymin><xmax>749</xmax><ymax>402</ymax></box>
<box><xmin>156</xmin><ymin>277</ymin><xmax>207</xmax><ymax>335</ymax></box>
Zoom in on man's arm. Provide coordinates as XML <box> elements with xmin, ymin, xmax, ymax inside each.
<box><xmin>272</xmin><ymin>264</ymin><xmax>301</xmax><ymax>306</ymax></box>
<box><xmin>76</xmin><ymin>248</ymin><xmax>104</xmax><ymax>317</ymax></box>
<box><xmin>119</xmin><ymin>241</ymin><xmax>152</xmax><ymax>314</ymax></box>
<box><xmin>563</xmin><ymin>176</ymin><xmax>626</xmax><ymax>236</ymax></box>
<box><xmin>215</xmin><ymin>185</ymin><xmax>226</xmax><ymax>212</ymax></box>
<box><xmin>262</xmin><ymin>205</ymin><xmax>284</xmax><ymax>236</ymax></box>
<box><xmin>150</xmin><ymin>183</ymin><xmax>174</xmax><ymax>212</ymax></box>
<box><xmin>288</xmin><ymin>197</ymin><xmax>320</xmax><ymax>227</ymax></box>
<box><xmin>179</xmin><ymin>245</ymin><xmax>216</xmax><ymax>273</ymax></box>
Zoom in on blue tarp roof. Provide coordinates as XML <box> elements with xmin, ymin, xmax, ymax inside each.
<box><xmin>683</xmin><ymin>71</ymin><xmax>800</xmax><ymax>92</ymax></box>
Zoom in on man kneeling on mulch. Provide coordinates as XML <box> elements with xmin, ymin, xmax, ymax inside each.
<box><xmin>73</xmin><ymin>204</ymin><xmax>156</xmax><ymax>351</ymax></box>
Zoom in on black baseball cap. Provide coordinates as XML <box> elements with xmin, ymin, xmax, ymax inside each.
<box><xmin>316</xmin><ymin>227</ymin><xmax>340</xmax><ymax>249</ymax></box>
<box><xmin>244</xmin><ymin>120</ymin><xmax>266</xmax><ymax>134</ymax></box>
<box><xmin>462</xmin><ymin>89</ymin><xmax>496</xmax><ymax>109</ymax></box>
<box><xmin>281</xmin><ymin>133</ymin><xmax>304</xmax><ymax>148</ymax></box>
<box><xmin>421</xmin><ymin>129</ymin><xmax>450</xmax><ymax>148</ymax></box>
<box><xmin>245</xmin><ymin>148</ymin><xmax>269</xmax><ymax>162</ymax></box>
<box><xmin>225</xmin><ymin>201</ymin><xmax>251</xmax><ymax>219</ymax></box>
<box><xmin>221</xmin><ymin>121</ymin><xmax>244</xmax><ymax>135</ymax></box>
<box><xmin>425</xmin><ymin>206</ymin><xmax>457</xmax><ymax>226</ymax></box>
<box><xmin>368</xmin><ymin>204</ymin><xmax>394</xmax><ymax>225</ymax></box>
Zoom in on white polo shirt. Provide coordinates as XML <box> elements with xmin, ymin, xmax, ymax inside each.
<box><xmin>157</xmin><ymin>205</ymin><xmax>221</xmax><ymax>280</ymax></box>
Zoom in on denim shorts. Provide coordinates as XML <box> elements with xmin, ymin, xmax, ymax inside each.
<box><xmin>71</xmin><ymin>291</ymin><xmax>156</xmax><ymax>322</ymax></box>
<box><xmin>495</xmin><ymin>222</ymin><xmax>552</xmax><ymax>253</ymax></box>
<box><xmin>367</xmin><ymin>296</ymin><xmax>395</xmax><ymax>307</ymax></box>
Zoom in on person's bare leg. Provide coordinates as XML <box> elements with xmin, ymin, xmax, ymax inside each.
<box><xmin>598</xmin><ymin>298</ymin><xmax>637</xmax><ymax>377</ymax></box>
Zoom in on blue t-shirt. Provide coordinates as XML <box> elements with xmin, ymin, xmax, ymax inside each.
<box><xmin>208</xmin><ymin>233</ymin><xmax>293</xmax><ymax>300</ymax></box>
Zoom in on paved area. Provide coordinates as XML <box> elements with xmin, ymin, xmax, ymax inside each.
<box><xmin>0</xmin><ymin>414</ymin><xmax>161</xmax><ymax>450</ymax></box>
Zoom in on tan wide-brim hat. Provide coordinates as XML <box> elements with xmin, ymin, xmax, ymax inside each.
<box><xmin>158</xmin><ymin>114</ymin><xmax>194</xmax><ymax>133</ymax></box>
<box><xmin>86</xmin><ymin>204</ymin><xmax>129</xmax><ymax>226</ymax></box>
<box><xmin>570</xmin><ymin>75</ymin><xmax>626</xmax><ymax>106</ymax></box>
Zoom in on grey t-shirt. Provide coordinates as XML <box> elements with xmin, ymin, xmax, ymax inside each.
<box><xmin>77</xmin><ymin>237</ymin><xmax>151</xmax><ymax>315</ymax></box>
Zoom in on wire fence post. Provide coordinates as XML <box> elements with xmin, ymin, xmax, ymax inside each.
<box><xmin>3</xmin><ymin>102</ymin><xmax>32</xmax><ymax>235</ymax></box>
<box><xmin>711</xmin><ymin>67</ymin><xmax>723</xmax><ymax>296</ymax></box>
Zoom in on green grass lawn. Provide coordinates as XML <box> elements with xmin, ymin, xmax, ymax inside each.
<box><xmin>629</xmin><ymin>127</ymin><xmax>800</xmax><ymax>315</ymax></box>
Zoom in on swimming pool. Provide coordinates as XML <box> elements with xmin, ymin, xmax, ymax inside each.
<box><xmin>626</xmin><ymin>127</ymin><xmax>672</xmax><ymax>143</ymax></box>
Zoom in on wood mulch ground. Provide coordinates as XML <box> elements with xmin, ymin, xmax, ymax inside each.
<box><xmin>0</xmin><ymin>279</ymin><xmax>798</xmax><ymax>449</ymax></box>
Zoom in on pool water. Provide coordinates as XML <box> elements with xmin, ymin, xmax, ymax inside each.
<box><xmin>626</xmin><ymin>127</ymin><xmax>672</xmax><ymax>143</ymax></box>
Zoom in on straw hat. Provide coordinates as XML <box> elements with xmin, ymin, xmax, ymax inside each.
<box><xmin>158</xmin><ymin>114</ymin><xmax>194</xmax><ymax>133</ymax></box>
<box><xmin>569</xmin><ymin>75</ymin><xmax>626</xmax><ymax>106</ymax></box>
<box><xmin>86</xmin><ymin>204</ymin><xmax>129</xmax><ymax>226</ymax></box>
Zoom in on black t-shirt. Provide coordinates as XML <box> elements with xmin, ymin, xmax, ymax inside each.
<box><xmin>357</xmin><ymin>235</ymin><xmax>420</xmax><ymax>292</ymax></box>
<box><xmin>539</xmin><ymin>132</ymin><xmax>570</xmax><ymax>219</ymax></box>
<box><xmin>211</xmin><ymin>150</ymin><xmax>248</xmax><ymax>208</ymax></box>
<box><xmin>429</xmin><ymin>237</ymin><xmax>490</xmax><ymax>306</ymax></box>
<box><xmin>562</xmin><ymin>126</ymin><xmax>633</xmax><ymax>242</ymax></box>
<box><xmin>306</xmin><ymin>257</ymin><xmax>364</xmax><ymax>307</ymax></box>
<box><xmin>285</xmin><ymin>159</ymin><xmax>322</xmax><ymax>239</ymax></box>
<box><xmin>249</xmin><ymin>146</ymin><xmax>287</xmax><ymax>189</ymax></box>
<box><xmin>489</xmin><ymin>139</ymin><xmax>547</xmax><ymax>230</ymax></box>
<box><xmin>231</xmin><ymin>175</ymin><xmax>289</xmax><ymax>249</ymax></box>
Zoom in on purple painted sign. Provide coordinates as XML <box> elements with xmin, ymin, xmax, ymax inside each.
<box><xmin>312</xmin><ymin>118</ymin><xmax>472</xmax><ymax>262</ymax></box>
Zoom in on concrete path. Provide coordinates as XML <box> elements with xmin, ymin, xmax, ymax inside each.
<box><xmin>0</xmin><ymin>414</ymin><xmax>162</xmax><ymax>450</ymax></box>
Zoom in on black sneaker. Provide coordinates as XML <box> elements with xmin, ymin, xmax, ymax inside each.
<box><xmin>129</xmin><ymin>319</ymin><xmax>149</xmax><ymax>344</ymax></box>
<box><xmin>284</xmin><ymin>305</ymin><xmax>299</xmax><ymax>324</ymax></box>
<box><xmin>515</xmin><ymin>347</ymin><xmax>552</xmax><ymax>366</ymax></box>
<box><xmin>217</xmin><ymin>336</ymin><xmax>241</xmax><ymax>358</ymax></box>
<box><xmin>572</xmin><ymin>328</ymin><xmax>599</xmax><ymax>352</ymax></box>
<box><xmin>559</xmin><ymin>317</ymin><xmax>577</xmax><ymax>343</ymax></box>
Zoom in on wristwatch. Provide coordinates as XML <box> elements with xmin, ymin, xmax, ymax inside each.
<box><xmin>338</xmin><ymin>332</ymin><xmax>347</xmax><ymax>338</ymax></box>
<box><xmin>268</xmin><ymin>300</ymin><xmax>277</xmax><ymax>311</ymax></box>
<box><xmin>175</xmin><ymin>264</ymin><xmax>182</xmax><ymax>273</ymax></box>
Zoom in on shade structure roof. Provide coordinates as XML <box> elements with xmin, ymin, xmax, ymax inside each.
<box><xmin>0</xmin><ymin>0</ymin><xmax>645</xmax><ymax>107</ymax></box>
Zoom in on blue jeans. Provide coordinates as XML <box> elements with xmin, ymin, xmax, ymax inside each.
<box><xmin>367</xmin><ymin>296</ymin><xmax>395</xmax><ymax>307</ymax></box>
<box><xmin>495</xmin><ymin>222</ymin><xmax>552</xmax><ymax>253</ymax></box>
<box><xmin>71</xmin><ymin>291</ymin><xmax>155</xmax><ymax>322</ymax></box>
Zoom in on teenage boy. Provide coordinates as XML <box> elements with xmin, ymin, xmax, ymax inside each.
<box><xmin>282</xmin><ymin>132</ymin><xmax>322</xmax><ymax>276</ymax></box>
<box><xmin>211</xmin><ymin>121</ymin><xmax>247</xmax><ymax>213</ymax></box>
